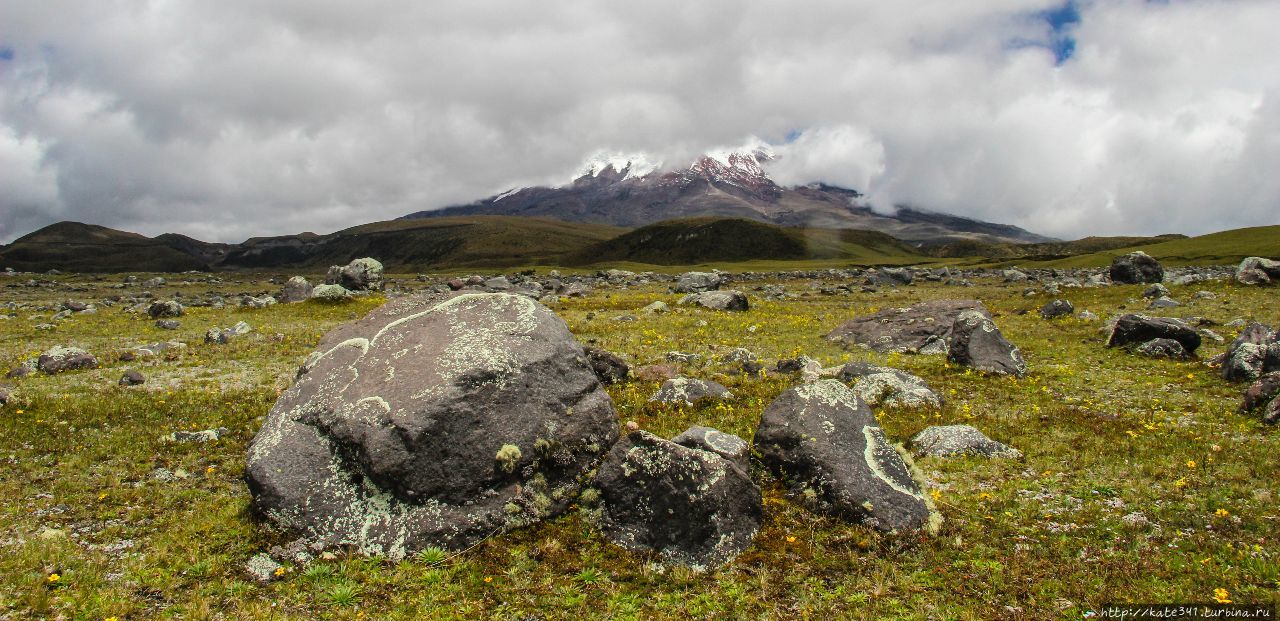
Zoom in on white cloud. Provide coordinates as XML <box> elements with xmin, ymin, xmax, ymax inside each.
<box><xmin>1</xmin><ymin>0</ymin><xmax>1276</xmax><ymax>242</ymax></box>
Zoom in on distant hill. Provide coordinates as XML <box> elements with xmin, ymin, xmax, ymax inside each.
<box><xmin>219</xmin><ymin>216</ymin><xmax>624</xmax><ymax>269</ymax></box>
<box><xmin>0</xmin><ymin>222</ymin><xmax>213</xmax><ymax>272</ymax></box>
<box><xmin>403</xmin><ymin>146</ymin><xmax>1054</xmax><ymax>245</ymax></box>
<box><xmin>923</xmin><ymin>234</ymin><xmax>1189</xmax><ymax>261</ymax></box>
<box><xmin>565</xmin><ymin>217</ymin><xmax>921</xmax><ymax>266</ymax></box>
<box><xmin>1028</xmin><ymin>225</ymin><xmax>1280</xmax><ymax>268</ymax></box>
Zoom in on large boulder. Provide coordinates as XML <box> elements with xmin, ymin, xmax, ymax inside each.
<box><xmin>826</xmin><ymin>300</ymin><xmax>987</xmax><ymax>354</ymax></box>
<box><xmin>280</xmin><ymin>276</ymin><xmax>313</xmax><ymax>303</ymax></box>
<box><xmin>245</xmin><ymin>292</ymin><xmax>619</xmax><ymax>557</ymax></box>
<box><xmin>910</xmin><ymin>425</ymin><xmax>1022</xmax><ymax>459</ymax></box>
<box><xmin>1239</xmin><ymin>373</ymin><xmax>1280</xmax><ymax>425</ymax></box>
<box><xmin>325</xmin><ymin>257</ymin><xmax>384</xmax><ymax>292</ymax></box>
<box><xmin>592</xmin><ymin>431</ymin><xmax>761</xmax><ymax>569</ymax></box>
<box><xmin>649</xmin><ymin>377</ymin><xmax>732</xmax><ymax>405</ymax></box>
<box><xmin>1109</xmin><ymin>251</ymin><xmax>1164</xmax><ymax>284</ymax></box>
<box><xmin>673</xmin><ymin>272</ymin><xmax>722</xmax><ymax>294</ymax></box>
<box><xmin>37</xmin><ymin>346</ymin><xmax>98</xmax><ymax>374</ymax></box>
<box><xmin>947</xmin><ymin>310</ymin><xmax>1027</xmax><ymax>377</ymax></box>
<box><xmin>753</xmin><ymin>380</ymin><xmax>937</xmax><ymax>533</ymax></box>
<box><xmin>1106</xmin><ymin>314</ymin><xmax>1201</xmax><ymax>354</ymax></box>
<box><xmin>1222</xmin><ymin>322</ymin><xmax>1279</xmax><ymax>382</ymax></box>
<box><xmin>1236</xmin><ymin>257</ymin><xmax>1280</xmax><ymax>285</ymax></box>
<box><xmin>838</xmin><ymin>363</ymin><xmax>941</xmax><ymax>409</ymax></box>
<box><xmin>678</xmin><ymin>290</ymin><xmax>749</xmax><ymax>312</ymax></box>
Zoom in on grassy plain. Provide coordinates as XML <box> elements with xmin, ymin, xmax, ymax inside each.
<box><xmin>0</xmin><ymin>269</ymin><xmax>1277</xmax><ymax>619</ymax></box>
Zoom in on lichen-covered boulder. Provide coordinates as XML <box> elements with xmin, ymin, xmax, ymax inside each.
<box><xmin>753</xmin><ymin>380</ymin><xmax>938</xmax><ymax>533</ymax></box>
<box><xmin>1135</xmin><ymin>338</ymin><xmax>1190</xmax><ymax>359</ymax></box>
<box><xmin>911</xmin><ymin>425</ymin><xmax>1022</xmax><ymax>459</ymax></box>
<box><xmin>1222</xmin><ymin>322</ymin><xmax>1279</xmax><ymax>382</ymax></box>
<box><xmin>206</xmin><ymin>321</ymin><xmax>252</xmax><ymax>344</ymax></box>
<box><xmin>671</xmin><ymin>426</ymin><xmax>751</xmax><ymax>471</ymax></box>
<box><xmin>311</xmin><ymin>283</ymin><xmax>353</xmax><ymax>302</ymax></box>
<box><xmin>592</xmin><ymin>430</ymin><xmax>761</xmax><ymax>569</ymax></box>
<box><xmin>1109</xmin><ymin>251</ymin><xmax>1164</xmax><ymax>284</ymax></box>
<box><xmin>678</xmin><ymin>290</ymin><xmax>749</xmax><ymax>312</ymax></box>
<box><xmin>649</xmin><ymin>377</ymin><xmax>732</xmax><ymax>405</ymax></box>
<box><xmin>1107</xmin><ymin>314</ymin><xmax>1201</xmax><ymax>354</ymax></box>
<box><xmin>280</xmin><ymin>276</ymin><xmax>313</xmax><ymax>303</ymax></box>
<box><xmin>826</xmin><ymin>300</ymin><xmax>987</xmax><ymax>354</ymax></box>
<box><xmin>1236</xmin><ymin>257</ymin><xmax>1280</xmax><ymax>285</ymax></box>
<box><xmin>673</xmin><ymin>271</ymin><xmax>723</xmax><ymax>293</ymax></box>
<box><xmin>947</xmin><ymin>310</ymin><xmax>1027</xmax><ymax>377</ymax></box>
<box><xmin>148</xmin><ymin>300</ymin><xmax>184</xmax><ymax>319</ymax></box>
<box><xmin>838</xmin><ymin>363</ymin><xmax>941</xmax><ymax>408</ymax></box>
<box><xmin>245</xmin><ymin>292</ymin><xmax>619</xmax><ymax>557</ymax></box>
<box><xmin>325</xmin><ymin>257</ymin><xmax>384</xmax><ymax>292</ymax></box>
<box><xmin>37</xmin><ymin>346</ymin><xmax>98</xmax><ymax>374</ymax></box>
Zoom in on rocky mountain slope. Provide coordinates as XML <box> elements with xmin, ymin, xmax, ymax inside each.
<box><xmin>404</xmin><ymin>147</ymin><xmax>1053</xmax><ymax>245</ymax></box>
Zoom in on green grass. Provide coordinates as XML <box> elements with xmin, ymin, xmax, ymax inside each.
<box><xmin>1</xmin><ymin>271</ymin><xmax>1278</xmax><ymax>619</ymax></box>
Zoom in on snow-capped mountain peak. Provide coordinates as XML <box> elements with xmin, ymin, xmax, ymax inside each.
<box><xmin>580</xmin><ymin>151</ymin><xmax>661</xmax><ymax>180</ymax></box>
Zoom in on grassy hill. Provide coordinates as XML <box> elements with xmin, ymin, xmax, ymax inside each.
<box><xmin>0</xmin><ymin>222</ymin><xmax>212</xmax><ymax>273</ymax></box>
<box><xmin>219</xmin><ymin>216</ymin><xmax>625</xmax><ymax>270</ymax></box>
<box><xmin>1021</xmin><ymin>225</ymin><xmax>1280</xmax><ymax>268</ymax></box>
<box><xmin>565</xmin><ymin>217</ymin><xmax>923</xmax><ymax>267</ymax></box>
<box><xmin>922</xmin><ymin>234</ymin><xmax>1188</xmax><ymax>261</ymax></box>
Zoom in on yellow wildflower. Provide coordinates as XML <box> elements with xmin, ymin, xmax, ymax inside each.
<box><xmin>47</xmin><ymin>573</ymin><xmax>60</xmax><ymax>583</ymax></box>
<box><xmin>1215</xmin><ymin>508</ymin><xmax>1230</xmax><ymax>518</ymax></box>
<box><xmin>1213</xmin><ymin>588</ymin><xmax>1231</xmax><ymax>604</ymax></box>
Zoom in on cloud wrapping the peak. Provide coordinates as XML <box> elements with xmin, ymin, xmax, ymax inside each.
<box><xmin>0</xmin><ymin>0</ymin><xmax>1276</xmax><ymax>242</ymax></box>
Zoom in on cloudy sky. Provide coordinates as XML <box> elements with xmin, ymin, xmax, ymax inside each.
<box><xmin>1</xmin><ymin>0</ymin><xmax>1277</xmax><ymax>243</ymax></box>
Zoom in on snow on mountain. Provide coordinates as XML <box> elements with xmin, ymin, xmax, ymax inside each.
<box><xmin>581</xmin><ymin>151</ymin><xmax>661</xmax><ymax>180</ymax></box>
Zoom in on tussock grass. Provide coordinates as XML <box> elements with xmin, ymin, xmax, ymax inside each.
<box><xmin>0</xmin><ymin>271</ymin><xmax>1277</xmax><ymax>619</ymax></box>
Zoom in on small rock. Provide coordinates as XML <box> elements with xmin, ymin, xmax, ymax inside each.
<box><xmin>640</xmin><ymin>301</ymin><xmax>669</xmax><ymax>314</ymax></box>
<box><xmin>1039</xmin><ymin>299</ymin><xmax>1074</xmax><ymax>319</ymax></box>
<box><xmin>1135</xmin><ymin>338</ymin><xmax>1190</xmax><ymax>359</ymax></box>
<box><xmin>634</xmin><ymin>364</ymin><xmax>678</xmax><ymax>382</ymax></box>
<box><xmin>671</xmin><ymin>426</ymin><xmax>751</xmax><ymax>471</ymax></box>
<box><xmin>678</xmin><ymin>290</ymin><xmax>749</xmax><ymax>312</ymax></box>
<box><xmin>911</xmin><ymin>425</ymin><xmax>1022</xmax><ymax>459</ymax></box>
<box><xmin>118</xmin><ymin>369</ymin><xmax>145</xmax><ymax>386</ymax></box>
<box><xmin>148</xmin><ymin>300</ymin><xmax>184</xmax><ymax>319</ymax></box>
<box><xmin>1142</xmin><ymin>284</ymin><xmax>1170</xmax><ymax>299</ymax></box>
<box><xmin>245</xmin><ymin>553</ymin><xmax>282</xmax><ymax>583</ymax></box>
<box><xmin>947</xmin><ymin>310</ymin><xmax>1027</xmax><ymax>377</ymax></box>
<box><xmin>1147</xmin><ymin>296</ymin><xmax>1180</xmax><ymax>309</ymax></box>
<box><xmin>280</xmin><ymin>276</ymin><xmax>314</xmax><ymax>303</ymax></box>
<box><xmin>1235</xmin><ymin>257</ymin><xmax>1280</xmax><ymax>285</ymax></box>
<box><xmin>163</xmin><ymin>427</ymin><xmax>230</xmax><ymax>443</ymax></box>
<box><xmin>310</xmin><ymin>283</ymin><xmax>352</xmax><ymax>302</ymax></box>
<box><xmin>154</xmin><ymin>319</ymin><xmax>181</xmax><ymax>330</ymax></box>
<box><xmin>673</xmin><ymin>272</ymin><xmax>722</xmax><ymax>293</ymax></box>
<box><xmin>649</xmin><ymin>377</ymin><xmax>732</xmax><ymax>405</ymax></box>
<box><xmin>584</xmin><ymin>347</ymin><xmax>630</xmax><ymax>385</ymax></box>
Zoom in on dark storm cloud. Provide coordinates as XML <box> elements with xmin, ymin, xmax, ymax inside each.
<box><xmin>1</xmin><ymin>0</ymin><xmax>1277</xmax><ymax>243</ymax></box>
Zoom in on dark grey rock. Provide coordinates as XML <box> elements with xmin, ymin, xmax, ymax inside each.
<box><xmin>1107</xmin><ymin>314</ymin><xmax>1201</xmax><ymax>353</ymax></box>
<box><xmin>753</xmin><ymin>380</ymin><xmax>937</xmax><ymax>533</ymax></box>
<box><xmin>1039</xmin><ymin>299</ymin><xmax>1074</xmax><ymax>319</ymax></box>
<box><xmin>592</xmin><ymin>430</ymin><xmax>761</xmax><ymax>569</ymax></box>
<box><xmin>37</xmin><ymin>346</ymin><xmax>98</xmax><ymax>374</ymax></box>
<box><xmin>947</xmin><ymin>310</ymin><xmax>1027</xmax><ymax>377</ymax></box>
<box><xmin>678</xmin><ymin>290</ymin><xmax>749</xmax><ymax>311</ymax></box>
<box><xmin>118</xmin><ymin>369</ymin><xmax>145</xmax><ymax>386</ymax></box>
<box><xmin>245</xmin><ymin>292</ymin><xmax>618</xmax><ymax>558</ymax></box>
<box><xmin>1239</xmin><ymin>373</ymin><xmax>1280</xmax><ymax>424</ymax></box>
<box><xmin>1147</xmin><ymin>296</ymin><xmax>1180</xmax><ymax>309</ymax></box>
<box><xmin>154</xmin><ymin>319</ymin><xmax>180</xmax><ymax>330</ymax></box>
<box><xmin>1109</xmin><ymin>252</ymin><xmax>1164</xmax><ymax>284</ymax></box>
<box><xmin>910</xmin><ymin>425</ymin><xmax>1021</xmax><ymax>459</ymax></box>
<box><xmin>1142</xmin><ymin>284</ymin><xmax>1170</xmax><ymax>299</ymax></box>
<box><xmin>147</xmin><ymin>300</ymin><xmax>184</xmax><ymax>319</ymax></box>
<box><xmin>649</xmin><ymin>377</ymin><xmax>732</xmax><ymax>405</ymax></box>
<box><xmin>584</xmin><ymin>346</ymin><xmax>629</xmax><ymax>385</ymax></box>
<box><xmin>826</xmin><ymin>299</ymin><xmax>987</xmax><ymax>354</ymax></box>
<box><xmin>671</xmin><ymin>426</ymin><xmax>751</xmax><ymax>471</ymax></box>
<box><xmin>206</xmin><ymin>321</ymin><xmax>252</xmax><ymax>344</ymax></box>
